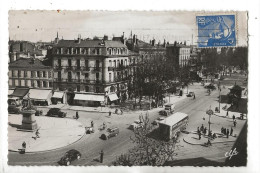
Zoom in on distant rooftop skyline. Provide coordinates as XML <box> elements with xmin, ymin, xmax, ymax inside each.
<box><xmin>9</xmin><ymin>11</ymin><xmax>248</xmax><ymax>46</ymax></box>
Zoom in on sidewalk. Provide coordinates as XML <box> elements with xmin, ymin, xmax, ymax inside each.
<box><xmin>8</xmin><ymin>114</ymin><xmax>86</xmax><ymax>153</ymax></box>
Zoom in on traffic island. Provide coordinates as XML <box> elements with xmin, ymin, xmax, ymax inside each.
<box><xmin>8</xmin><ymin>114</ymin><xmax>85</xmax><ymax>153</ymax></box>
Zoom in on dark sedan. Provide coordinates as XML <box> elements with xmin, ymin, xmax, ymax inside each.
<box><xmin>46</xmin><ymin>108</ymin><xmax>67</xmax><ymax>118</ymax></box>
<box><xmin>59</xmin><ymin>149</ymin><xmax>81</xmax><ymax>166</ymax></box>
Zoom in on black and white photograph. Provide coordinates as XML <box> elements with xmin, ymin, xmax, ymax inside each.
<box><xmin>6</xmin><ymin>10</ymin><xmax>250</xmax><ymax>167</ymax></box>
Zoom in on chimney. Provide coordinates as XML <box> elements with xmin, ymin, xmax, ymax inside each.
<box><xmin>77</xmin><ymin>34</ymin><xmax>81</xmax><ymax>44</ymax></box>
<box><xmin>103</xmin><ymin>35</ymin><xmax>108</xmax><ymax>41</ymax></box>
<box><xmin>152</xmin><ymin>39</ymin><xmax>155</xmax><ymax>46</ymax></box>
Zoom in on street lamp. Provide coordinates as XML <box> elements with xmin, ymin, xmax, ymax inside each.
<box><xmin>206</xmin><ymin>106</ymin><xmax>214</xmax><ymax>135</ymax></box>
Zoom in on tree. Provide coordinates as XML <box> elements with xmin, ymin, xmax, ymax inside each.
<box><xmin>113</xmin><ymin>112</ymin><xmax>179</xmax><ymax>166</ymax></box>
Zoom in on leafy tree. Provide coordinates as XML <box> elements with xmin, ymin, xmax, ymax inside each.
<box><xmin>113</xmin><ymin>112</ymin><xmax>179</xmax><ymax>166</ymax></box>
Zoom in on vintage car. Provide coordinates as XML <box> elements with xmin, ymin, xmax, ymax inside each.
<box><xmin>58</xmin><ymin>149</ymin><xmax>81</xmax><ymax>166</ymax></box>
<box><xmin>151</xmin><ymin>117</ymin><xmax>165</xmax><ymax>126</ymax></box>
<box><xmin>100</xmin><ymin>127</ymin><xmax>119</xmax><ymax>140</ymax></box>
<box><xmin>129</xmin><ymin>120</ymin><xmax>144</xmax><ymax>130</ymax></box>
<box><xmin>186</xmin><ymin>91</ymin><xmax>195</xmax><ymax>97</ymax></box>
<box><xmin>46</xmin><ymin>108</ymin><xmax>67</xmax><ymax>118</ymax></box>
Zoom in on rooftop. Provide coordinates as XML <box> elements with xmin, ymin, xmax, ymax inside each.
<box><xmin>53</xmin><ymin>39</ymin><xmax>127</xmax><ymax>48</ymax></box>
<box><xmin>9</xmin><ymin>58</ymin><xmax>52</xmax><ymax>69</ymax></box>
<box><xmin>159</xmin><ymin>112</ymin><xmax>188</xmax><ymax>126</ymax></box>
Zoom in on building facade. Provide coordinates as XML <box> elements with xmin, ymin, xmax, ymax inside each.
<box><xmin>51</xmin><ymin>35</ymin><xmax>130</xmax><ymax>106</ymax></box>
<box><xmin>8</xmin><ymin>58</ymin><xmax>53</xmax><ymax>89</ymax></box>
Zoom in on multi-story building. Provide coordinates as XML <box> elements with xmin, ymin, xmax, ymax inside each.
<box><xmin>8</xmin><ymin>58</ymin><xmax>53</xmax><ymax>89</ymax></box>
<box><xmin>51</xmin><ymin>35</ymin><xmax>130</xmax><ymax>106</ymax></box>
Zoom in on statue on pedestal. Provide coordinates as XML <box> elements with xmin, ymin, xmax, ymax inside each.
<box><xmin>21</xmin><ymin>93</ymin><xmax>38</xmax><ymax>131</ymax></box>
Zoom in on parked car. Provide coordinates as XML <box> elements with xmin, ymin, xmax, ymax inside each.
<box><xmin>164</xmin><ymin>103</ymin><xmax>175</xmax><ymax>113</ymax></box>
<box><xmin>8</xmin><ymin>105</ymin><xmax>21</xmax><ymax>114</ymax></box>
<box><xmin>186</xmin><ymin>91</ymin><xmax>195</xmax><ymax>97</ymax></box>
<box><xmin>46</xmin><ymin>108</ymin><xmax>67</xmax><ymax>118</ymax></box>
<box><xmin>204</xmin><ymin>84</ymin><xmax>216</xmax><ymax>90</ymax></box>
<box><xmin>129</xmin><ymin>120</ymin><xmax>144</xmax><ymax>130</ymax></box>
<box><xmin>58</xmin><ymin>149</ymin><xmax>81</xmax><ymax>166</ymax></box>
<box><xmin>152</xmin><ymin>117</ymin><xmax>165</xmax><ymax>126</ymax></box>
<box><xmin>159</xmin><ymin>110</ymin><xmax>171</xmax><ymax>116</ymax></box>
<box><xmin>101</xmin><ymin>127</ymin><xmax>119</xmax><ymax>140</ymax></box>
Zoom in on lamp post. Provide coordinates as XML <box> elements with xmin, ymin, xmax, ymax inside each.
<box><xmin>206</xmin><ymin>106</ymin><xmax>214</xmax><ymax>135</ymax></box>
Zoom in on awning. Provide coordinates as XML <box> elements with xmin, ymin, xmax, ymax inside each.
<box><xmin>8</xmin><ymin>89</ymin><xmax>14</xmax><ymax>95</ymax></box>
<box><xmin>9</xmin><ymin>88</ymin><xmax>29</xmax><ymax>98</ymax></box>
<box><xmin>74</xmin><ymin>94</ymin><xmax>104</xmax><ymax>102</ymax></box>
<box><xmin>29</xmin><ymin>89</ymin><xmax>52</xmax><ymax>100</ymax></box>
<box><xmin>52</xmin><ymin>92</ymin><xmax>64</xmax><ymax>99</ymax></box>
<box><xmin>108</xmin><ymin>93</ymin><xmax>119</xmax><ymax>101</ymax></box>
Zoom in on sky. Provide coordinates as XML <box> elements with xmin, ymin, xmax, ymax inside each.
<box><xmin>9</xmin><ymin>11</ymin><xmax>248</xmax><ymax>46</ymax></box>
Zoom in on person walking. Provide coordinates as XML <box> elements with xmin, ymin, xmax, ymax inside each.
<box><xmin>224</xmin><ymin>128</ymin><xmax>226</xmax><ymax>135</ymax></box>
<box><xmin>200</xmin><ymin>124</ymin><xmax>204</xmax><ymax>132</ymax></box>
<box><xmin>193</xmin><ymin>94</ymin><xmax>196</xmax><ymax>100</ymax></box>
<box><xmin>75</xmin><ymin>111</ymin><xmax>79</xmax><ymax>120</ymax></box>
<box><xmin>221</xmin><ymin>127</ymin><xmax>224</xmax><ymax>134</ymax></box>
<box><xmin>22</xmin><ymin>141</ymin><xmax>26</xmax><ymax>149</ymax></box>
<box><xmin>35</xmin><ymin>129</ymin><xmax>40</xmax><ymax>138</ymax></box>
<box><xmin>100</xmin><ymin>150</ymin><xmax>104</xmax><ymax>163</ymax></box>
<box><xmin>227</xmin><ymin>129</ymin><xmax>229</xmax><ymax>138</ymax></box>
<box><xmin>109</xmin><ymin>111</ymin><xmax>112</xmax><ymax>117</ymax></box>
<box><xmin>230</xmin><ymin>127</ymin><xmax>233</xmax><ymax>136</ymax></box>
<box><xmin>204</xmin><ymin>127</ymin><xmax>207</xmax><ymax>136</ymax></box>
<box><xmin>226</xmin><ymin>111</ymin><xmax>229</xmax><ymax>117</ymax></box>
<box><xmin>198</xmin><ymin>131</ymin><xmax>201</xmax><ymax>140</ymax></box>
<box><xmin>197</xmin><ymin>127</ymin><xmax>200</xmax><ymax>134</ymax></box>
<box><xmin>232</xmin><ymin>115</ymin><xmax>235</xmax><ymax>121</ymax></box>
<box><xmin>91</xmin><ymin>121</ymin><xmax>94</xmax><ymax>128</ymax></box>
<box><xmin>234</xmin><ymin>120</ymin><xmax>237</xmax><ymax>127</ymax></box>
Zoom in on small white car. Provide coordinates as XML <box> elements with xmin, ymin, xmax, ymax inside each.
<box><xmin>129</xmin><ymin>120</ymin><xmax>144</xmax><ymax>130</ymax></box>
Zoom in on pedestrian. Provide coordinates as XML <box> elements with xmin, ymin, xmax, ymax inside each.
<box><xmin>230</xmin><ymin>127</ymin><xmax>233</xmax><ymax>136</ymax></box>
<box><xmin>35</xmin><ymin>129</ymin><xmax>40</xmax><ymax>138</ymax></box>
<box><xmin>100</xmin><ymin>150</ymin><xmax>104</xmax><ymax>163</ymax></box>
<box><xmin>232</xmin><ymin>115</ymin><xmax>235</xmax><ymax>121</ymax></box>
<box><xmin>22</xmin><ymin>141</ymin><xmax>26</xmax><ymax>149</ymax></box>
<box><xmin>221</xmin><ymin>127</ymin><xmax>224</xmax><ymax>134</ymax></box>
<box><xmin>76</xmin><ymin>111</ymin><xmax>79</xmax><ymax>120</ymax></box>
<box><xmin>109</xmin><ymin>111</ymin><xmax>112</xmax><ymax>117</ymax></box>
<box><xmin>223</xmin><ymin>128</ymin><xmax>226</xmax><ymax>135</ymax></box>
<box><xmin>226</xmin><ymin>111</ymin><xmax>229</xmax><ymax>117</ymax></box>
<box><xmin>204</xmin><ymin>127</ymin><xmax>207</xmax><ymax>136</ymax></box>
<box><xmin>91</xmin><ymin>121</ymin><xmax>94</xmax><ymax>128</ymax></box>
<box><xmin>227</xmin><ymin>129</ymin><xmax>229</xmax><ymax>138</ymax></box>
<box><xmin>234</xmin><ymin>120</ymin><xmax>237</xmax><ymax>127</ymax></box>
<box><xmin>198</xmin><ymin>131</ymin><xmax>201</xmax><ymax>140</ymax></box>
<box><xmin>200</xmin><ymin>124</ymin><xmax>204</xmax><ymax>132</ymax></box>
<box><xmin>193</xmin><ymin>94</ymin><xmax>196</xmax><ymax>100</ymax></box>
<box><xmin>197</xmin><ymin>127</ymin><xmax>200</xmax><ymax>134</ymax></box>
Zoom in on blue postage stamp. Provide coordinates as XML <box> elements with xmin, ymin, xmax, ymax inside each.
<box><xmin>196</xmin><ymin>15</ymin><xmax>236</xmax><ymax>47</ymax></box>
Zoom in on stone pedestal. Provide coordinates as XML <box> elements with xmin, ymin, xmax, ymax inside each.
<box><xmin>21</xmin><ymin>110</ymin><xmax>38</xmax><ymax>130</ymax></box>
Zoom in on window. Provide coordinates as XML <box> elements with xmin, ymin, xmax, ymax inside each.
<box><xmin>58</xmin><ymin>72</ymin><xmax>61</xmax><ymax>81</ymax></box>
<box><xmin>85</xmin><ymin>73</ymin><xmax>89</xmax><ymax>79</ymax></box>
<box><xmin>114</xmin><ymin>60</ymin><xmax>116</xmax><ymax>67</ymax></box>
<box><xmin>109</xmin><ymin>60</ymin><xmax>112</xmax><ymax>67</ymax></box>
<box><xmin>85</xmin><ymin>60</ymin><xmax>89</xmax><ymax>67</ymax></box>
<box><xmin>77</xmin><ymin>72</ymin><xmax>80</xmax><ymax>81</ymax></box>
<box><xmin>95</xmin><ymin>87</ymin><xmax>100</xmax><ymax>93</ymax></box>
<box><xmin>43</xmin><ymin>81</ymin><xmax>47</xmax><ymax>88</ymax></box>
<box><xmin>109</xmin><ymin>73</ymin><xmax>112</xmax><ymax>82</ymax></box>
<box><xmin>68</xmin><ymin>59</ymin><xmax>72</xmax><ymax>67</ymax></box>
<box><xmin>77</xmin><ymin>59</ymin><xmax>80</xmax><ymax>69</ymax></box>
<box><xmin>77</xmin><ymin>85</ymin><xmax>80</xmax><ymax>92</ymax></box>
<box><xmin>96</xmin><ymin>73</ymin><xmax>99</xmax><ymax>80</ymax></box>
<box><xmin>24</xmin><ymin>71</ymin><xmax>27</xmax><ymax>78</ymax></box>
<box><xmin>68</xmin><ymin>72</ymin><xmax>72</xmax><ymax>81</ymax></box>
<box><xmin>96</xmin><ymin>60</ymin><xmax>100</xmax><ymax>68</ymax></box>
<box><xmin>85</xmin><ymin>86</ymin><xmax>89</xmax><ymax>92</ymax></box>
<box><xmin>31</xmin><ymin>71</ymin><xmax>34</xmax><ymax>78</ymax></box>
<box><xmin>125</xmin><ymin>59</ymin><xmax>127</xmax><ymax>66</ymax></box>
<box><xmin>43</xmin><ymin>71</ymin><xmax>46</xmax><ymax>78</ymax></box>
<box><xmin>49</xmin><ymin>82</ymin><xmax>53</xmax><ymax>87</ymax></box>
<box><xmin>37</xmin><ymin>71</ymin><xmax>40</xmax><ymax>78</ymax></box>
<box><xmin>18</xmin><ymin>70</ymin><xmax>21</xmax><ymax>77</ymax></box>
<box><xmin>37</xmin><ymin>81</ymin><xmax>40</xmax><ymax>88</ymax></box>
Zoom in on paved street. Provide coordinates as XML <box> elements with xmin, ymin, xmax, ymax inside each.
<box><xmin>8</xmin><ymin>74</ymin><xmax>247</xmax><ymax>166</ymax></box>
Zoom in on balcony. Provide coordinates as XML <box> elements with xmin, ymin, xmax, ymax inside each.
<box><xmin>93</xmin><ymin>67</ymin><xmax>101</xmax><ymax>72</ymax></box>
<box><xmin>115</xmin><ymin>65</ymin><xmax>127</xmax><ymax>71</ymax></box>
<box><xmin>81</xmin><ymin>66</ymin><xmax>90</xmax><ymax>72</ymax></box>
<box><xmin>108</xmin><ymin>67</ymin><xmax>114</xmax><ymax>71</ymax></box>
<box><xmin>54</xmin><ymin>65</ymin><xmax>63</xmax><ymax>70</ymax></box>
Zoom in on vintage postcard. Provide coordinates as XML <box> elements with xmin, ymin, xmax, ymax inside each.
<box><xmin>6</xmin><ymin>10</ymin><xmax>248</xmax><ymax>168</ymax></box>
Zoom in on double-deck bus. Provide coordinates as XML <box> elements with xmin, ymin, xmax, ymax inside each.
<box><xmin>158</xmin><ymin>112</ymin><xmax>189</xmax><ymax>141</ymax></box>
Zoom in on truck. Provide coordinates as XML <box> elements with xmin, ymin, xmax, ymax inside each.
<box><xmin>158</xmin><ymin>112</ymin><xmax>189</xmax><ymax>141</ymax></box>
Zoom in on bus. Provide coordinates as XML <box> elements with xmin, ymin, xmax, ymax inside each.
<box><xmin>158</xmin><ymin>112</ymin><xmax>189</xmax><ymax>141</ymax></box>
